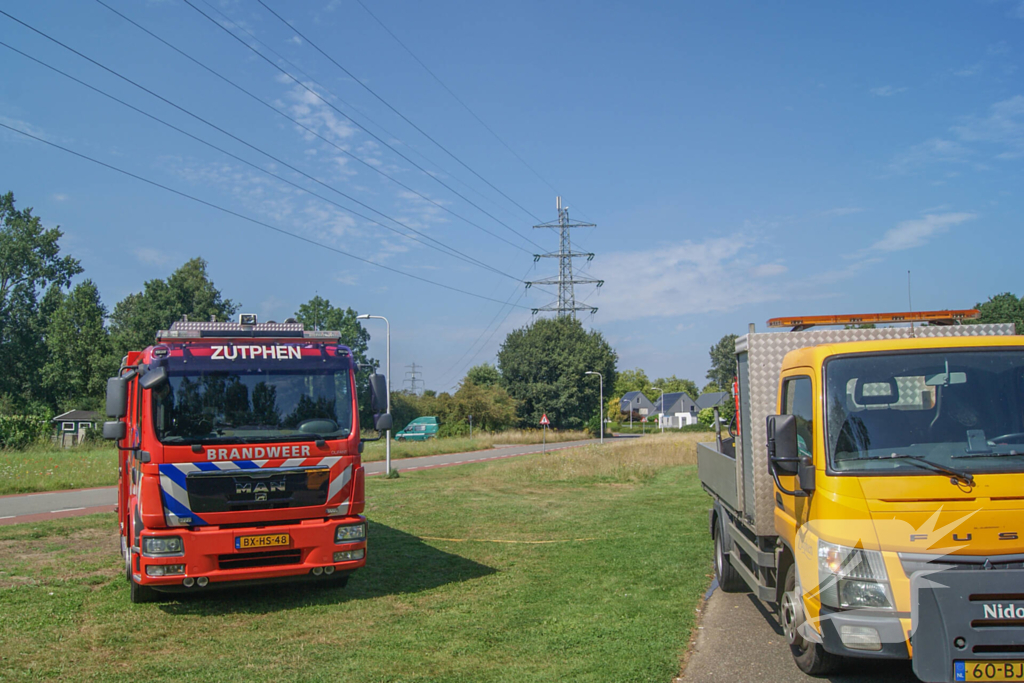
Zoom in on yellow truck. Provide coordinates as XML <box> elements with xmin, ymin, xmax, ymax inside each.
<box><xmin>697</xmin><ymin>310</ymin><xmax>1023</xmax><ymax>682</ymax></box>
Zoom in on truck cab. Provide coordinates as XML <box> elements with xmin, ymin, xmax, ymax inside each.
<box><xmin>698</xmin><ymin>311</ymin><xmax>1024</xmax><ymax>682</ymax></box>
<box><xmin>103</xmin><ymin>317</ymin><xmax>392</xmax><ymax>603</ymax></box>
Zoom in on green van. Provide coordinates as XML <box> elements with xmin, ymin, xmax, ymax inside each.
<box><xmin>394</xmin><ymin>416</ymin><xmax>439</xmax><ymax>441</ymax></box>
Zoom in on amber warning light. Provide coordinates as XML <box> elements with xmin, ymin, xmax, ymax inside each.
<box><xmin>767</xmin><ymin>309</ymin><xmax>980</xmax><ymax>331</ymax></box>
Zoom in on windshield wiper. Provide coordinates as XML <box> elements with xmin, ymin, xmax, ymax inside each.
<box><xmin>855</xmin><ymin>452</ymin><xmax>975</xmax><ymax>486</ymax></box>
<box><xmin>953</xmin><ymin>448</ymin><xmax>1024</xmax><ymax>459</ymax></box>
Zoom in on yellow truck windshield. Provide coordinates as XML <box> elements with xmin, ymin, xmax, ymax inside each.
<box><xmin>825</xmin><ymin>349</ymin><xmax>1024</xmax><ymax>474</ymax></box>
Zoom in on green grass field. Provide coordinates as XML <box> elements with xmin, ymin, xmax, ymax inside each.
<box><xmin>0</xmin><ymin>433</ymin><xmax>713</xmax><ymax>682</ymax></box>
<box><xmin>0</xmin><ymin>444</ymin><xmax>117</xmax><ymax>495</ymax></box>
<box><xmin>0</xmin><ymin>431</ymin><xmax>593</xmax><ymax>495</ymax></box>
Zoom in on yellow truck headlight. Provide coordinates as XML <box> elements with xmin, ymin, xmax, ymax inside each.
<box><xmin>817</xmin><ymin>540</ymin><xmax>893</xmax><ymax>610</ymax></box>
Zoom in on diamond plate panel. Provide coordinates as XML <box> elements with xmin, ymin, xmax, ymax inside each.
<box><xmin>736</xmin><ymin>324</ymin><xmax>1015</xmax><ymax>536</ymax></box>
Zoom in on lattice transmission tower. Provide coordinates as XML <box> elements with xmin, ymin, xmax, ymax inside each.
<box><xmin>403</xmin><ymin>362</ymin><xmax>425</xmax><ymax>394</ymax></box>
<box><xmin>525</xmin><ymin>197</ymin><xmax>603</xmax><ymax>318</ymax></box>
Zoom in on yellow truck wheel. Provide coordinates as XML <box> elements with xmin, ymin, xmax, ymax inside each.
<box><xmin>713</xmin><ymin>518</ymin><xmax>747</xmax><ymax>593</ymax></box>
<box><xmin>781</xmin><ymin>564</ymin><xmax>843</xmax><ymax>675</ymax></box>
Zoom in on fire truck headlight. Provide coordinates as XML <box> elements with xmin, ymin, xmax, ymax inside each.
<box><xmin>335</xmin><ymin>523</ymin><xmax>366</xmax><ymax>543</ymax></box>
<box><xmin>817</xmin><ymin>540</ymin><xmax>893</xmax><ymax>610</ymax></box>
<box><xmin>142</xmin><ymin>536</ymin><xmax>184</xmax><ymax>557</ymax></box>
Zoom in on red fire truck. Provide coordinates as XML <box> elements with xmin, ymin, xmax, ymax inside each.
<box><xmin>102</xmin><ymin>316</ymin><xmax>391</xmax><ymax>602</ymax></box>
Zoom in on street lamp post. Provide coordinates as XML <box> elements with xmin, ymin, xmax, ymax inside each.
<box><xmin>659</xmin><ymin>387</ymin><xmax>665</xmax><ymax>434</ymax></box>
<box><xmin>584</xmin><ymin>371</ymin><xmax>603</xmax><ymax>445</ymax></box>
<box><xmin>356</xmin><ymin>314</ymin><xmax>391</xmax><ymax>475</ymax></box>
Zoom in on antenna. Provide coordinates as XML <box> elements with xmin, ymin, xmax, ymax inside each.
<box><xmin>908</xmin><ymin>271</ymin><xmax>914</xmax><ymax>336</ymax></box>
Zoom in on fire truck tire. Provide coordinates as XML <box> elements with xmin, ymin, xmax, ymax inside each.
<box><xmin>713</xmin><ymin>518</ymin><xmax>747</xmax><ymax>593</ymax></box>
<box><xmin>129</xmin><ymin>574</ymin><xmax>158</xmax><ymax>603</ymax></box>
<box><xmin>782</xmin><ymin>564</ymin><xmax>843</xmax><ymax>675</ymax></box>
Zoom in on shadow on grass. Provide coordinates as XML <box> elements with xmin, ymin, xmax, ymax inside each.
<box><xmin>157</xmin><ymin>520</ymin><xmax>494</xmax><ymax>616</ymax></box>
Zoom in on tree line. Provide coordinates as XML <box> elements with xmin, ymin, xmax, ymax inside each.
<box><xmin>0</xmin><ymin>192</ymin><xmax>619</xmax><ymax>441</ymax></box>
<box><xmin>0</xmin><ymin>192</ymin><xmax>376</xmax><ymax>424</ymax></box>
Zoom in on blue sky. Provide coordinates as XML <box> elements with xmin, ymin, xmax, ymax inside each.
<box><xmin>2</xmin><ymin>0</ymin><xmax>1023</xmax><ymax>392</ymax></box>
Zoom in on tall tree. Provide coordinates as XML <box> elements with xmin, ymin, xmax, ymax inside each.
<box><xmin>497</xmin><ymin>316</ymin><xmax>617</xmax><ymax>430</ymax></box>
<box><xmin>294</xmin><ymin>296</ymin><xmax>377</xmax><ymax>427</ymax></box>
<box><xmin>295</xmin><ymin>296</ymin><xmax>372</xmax><ymax>366</ymax></box>
<box><xmin>42</xmin><ymin>280</ymin><xmax>116</xmax><ymax>411</ymax></box>
<box><xmin>970</xmin><ymin>292</ymin><xmax>1024</xmax><ymax>331</ymax></box>
<box><xmin>0</xmin><ymin>192</ymin><xmax>82</xmax><ymax>409</ymax></box>
<box><xmin>653</xmin><ymin>375</ymin><xmax>700</xmax><ymax>400</ymax></box>
<box><xmin>109</xmin><ymin>257</ymin><xmax>238</xmax><ymax>355</ymax></box>
<box><xmin>465</xmin><ymin>363</ymin><xmax>501</xmax><ymax>387</ymax></box>
<box><xmin>707</xmin><ymin>334</ymin><xmax>739</xmax><ymax>389</ymax></box>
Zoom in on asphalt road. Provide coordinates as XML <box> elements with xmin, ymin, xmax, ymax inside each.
<box><xmin>0</xmin><ymin>438</ymin><xmax>601</xmax><ymax>526</ymax></box>
<box><xmin>680</xmin><ymin>583</ymin><xmax>921</xmax><ymax>683</ymax></box>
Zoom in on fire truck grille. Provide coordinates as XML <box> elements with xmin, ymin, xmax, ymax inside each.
<box><xmin>186</xmin><ymin>467</ymin><xmax>331</xmax><ymax>514</ymax></box>
<box><xmin>218</xmin><ymin>549</ymin><xmax>302</xmax><ymax>570</ymax></box>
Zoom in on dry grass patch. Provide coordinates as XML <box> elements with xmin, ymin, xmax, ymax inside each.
<box><xmin>499</xmin><ymin>432</ymin><xmax>711</xmax><ymax>485</ymax></box>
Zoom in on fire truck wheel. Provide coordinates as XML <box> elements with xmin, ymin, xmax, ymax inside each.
<box><xmin>782</xmin><ymin>564</ymin><xmax>843</xmax><ymax>675</ymax></box>
<box><xmin>129</xmin><ymin>574</ymin><xmax>158</xmax><ymax>604</ymax></box>
<box><xmin>713</xmin><ymin>518</ymin><xmax>747</xmax><ymax>593</ymax></box>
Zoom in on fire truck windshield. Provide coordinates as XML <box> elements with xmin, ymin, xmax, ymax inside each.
<box><xmin>151</xmin><ymin>356</ymin><xmax>353</xmax><ymax>445</ymax></box>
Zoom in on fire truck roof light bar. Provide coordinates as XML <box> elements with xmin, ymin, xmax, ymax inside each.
<box><xmin>767</xmin><ymin>309</ymin><xmax>981</xmax><ymax>331</ymax></box>
<box><xmin>156</xmin><ymin>321</ymin><xmax>343</xmax><ymax>341</ymax></box>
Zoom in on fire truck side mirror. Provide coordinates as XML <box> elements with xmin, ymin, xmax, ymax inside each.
<box><xmin>103</xmin><ymin>421</ymin><xmax>126</xmax><ymax>441</ymax></box>
<box><xmin>107</xmin><ymin>377</ymin><xmax>128</xmax><ymax>418</ymax></box>
<box><xmin>369</xmin><ymin>373</ymin><xmax>388</xmax><ymax>412</ymax></box>
<box><xmin>139</xmin><ymin>366</ymin><xmax>168</xmax><ymax>390</ymax></box>
<box><xmin>374</xmin><ymin>413</ymin><xmax>393</xmax><ymax>432</ymax></box>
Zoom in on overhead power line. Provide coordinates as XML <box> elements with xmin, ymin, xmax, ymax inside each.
<box><xmin>257</xmin><ymin>0</ymin><xmax>544</xmax><ymax>226</ymax></box>
<box><xmin>87</xmin><ymin>0</ymin><xmax>532</xmax><ymax>257</ymax></box>
<box><xmin>435</xmin><ymin>274</ymin><xmax>530</xmax><ymax>390</ymax></box>
<box><xmin>0</xmin><ymin>121</ymin><xmax>532</xmax><ymax>310</ymax></box>
<box><xmin>196</xmin><ymin>0</ymin><xmax>528</xmax><ymax>227</ymax></box>
<box><xmin>352</xmin><ymin>0</ymin><xmax>563</xmax><ymax>203</ymax></box>
<box><xmin>180</xmin><ymin>0</ymin><xmax>545</xmax><ymax>252</ymax></box>
<box><xmin>0</xmin><ymin>39</ymin><xmax>520</xmax><ymax>283</ymax></box>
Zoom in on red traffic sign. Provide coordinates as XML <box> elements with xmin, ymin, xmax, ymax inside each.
<box><xmin>539</xmin><ymin>413</ymin><xmax>550</xmax><ymax>426</ymax></box>
<box><xmin>641</xmin><ymin>416</ymin><xmax>648</xmax><ymax>423</ymax></box>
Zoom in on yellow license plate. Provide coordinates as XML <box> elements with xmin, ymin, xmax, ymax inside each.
<box><xmin>235</xmin><ymin>533</ymin><xmax>290</xmax><ymax>550</ymax></box>
<box><xmin>957</xmin><ymin>661</ymin><xmax>1024</xmax><ymax>681</ymax></box>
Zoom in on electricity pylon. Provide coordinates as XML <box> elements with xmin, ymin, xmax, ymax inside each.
<box><xmin>525</xmin><ymin>197</ymin><xmax>603</xmax><ymax>318</ymax></box>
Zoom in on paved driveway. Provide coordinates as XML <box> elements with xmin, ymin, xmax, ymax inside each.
<box><xmin>680</xmin><ymin>584</ymin><xmax>921</xmax><ymax>683</ymax></box>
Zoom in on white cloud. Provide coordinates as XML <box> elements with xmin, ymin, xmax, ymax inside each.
<box><xmin>288</xmin><ymin>35</ymin><xmax>303</xmax><ymax>45</ymax></box>
<box><xmin>870</xmin><ymin>85</ymin><xmax>906</xmax><ymax>97</ymax></box>
<box><xmin>988</xmin><ymin>41</ymin><xmax>1011</xmax><ymax>56</ymax></box>
<box><xmin>819</xmin><ymin>206</ymin><xmax>864</xmax><ymax>217</ymax></box>
<box><xmin>888</xmin><ymin>137</ymin><xmax>971</xmax><ymax>174</ymax></box>
<box><xmin>951</xmin><ymin>95</ymin><xmax>1024</xmax><ymax>157</ymax></box>
<box><xmin>595</xmin><ymin>236</ymin><xmax>791</xmax><ymax>322</ymax></box>
<box><xmin>51</xmin><ymin>193</ymin><xmax>69</xmax><ymax>202</ymax></box>
<box><xmin>134</xmin><ymin>247</ymin><xmax>173</xmax><ymax>266</ymax></box>
<box><xmin>954</xmin><ymin>63</ymin><xmax>983</xmax><ymax>77</ymax></box>
<box><xmin>869</xmin><ymin>212</ymin><xmax>976</xmax><ymax>252</ymax></box>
